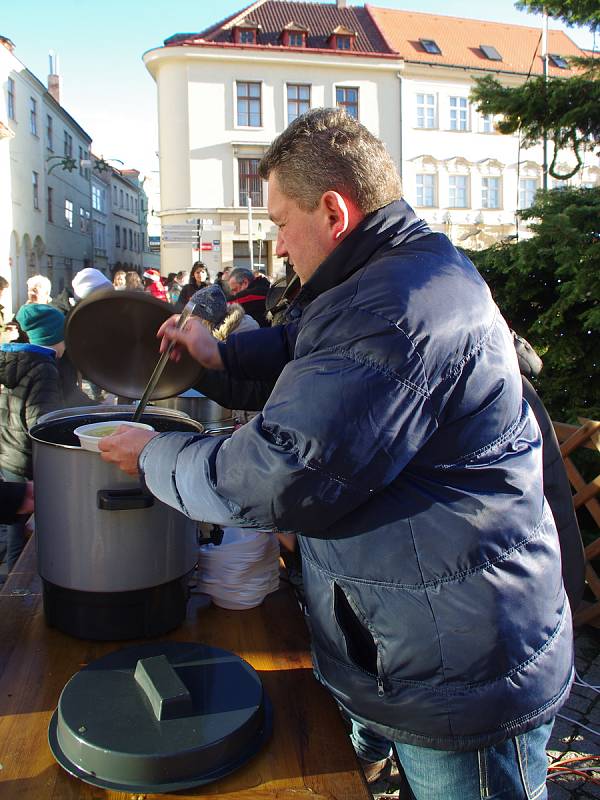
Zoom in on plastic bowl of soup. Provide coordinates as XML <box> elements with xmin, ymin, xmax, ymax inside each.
<box><xmin>74</xmin><ymin>420</ymin><xmax>155</xmax><ymax>452</ymax></box>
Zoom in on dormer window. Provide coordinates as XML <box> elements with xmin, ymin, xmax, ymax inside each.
<box><xmin>480</xmin><ymin>44</ymin><xmax>502</xmax><ymax>61</ymax></box>
<box><xmin>232</xmin><ymin>21</ymin><xmax>260</xmax><ymax>45</ymax></box>
<box><xmin>548</xmin><ymin>53</ymin><xmax>569</xmax><ymax>69</ymax></box>
<box><xmin>420</xmin><ymin>39</ymin><xmax>441</xmax><ymax>55</ymax></box>
<box><xmin>329</xmin><ymin>26</ymin><xmax>356</xmax><ymax>52</ymax></box>
<box><xmin>281</xmin><ymin>24</ymin><xmax>308</xmax><ymax>48</ymax></box>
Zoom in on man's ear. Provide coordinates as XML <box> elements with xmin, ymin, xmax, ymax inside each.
<box><xmin>321</xmin><ymin>191</ymin><xmax>363</xmax><ymax>241</ymax></box>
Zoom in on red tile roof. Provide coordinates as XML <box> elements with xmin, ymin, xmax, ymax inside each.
<box><xmin>367</xmin><ymin>5</ymin><xmax>585</xmax><ymax>77</ymax></box>
<box><xmin>165</xmin><ymin>0</ymin><xmax>394</xmax><ymax>54</ymax></box>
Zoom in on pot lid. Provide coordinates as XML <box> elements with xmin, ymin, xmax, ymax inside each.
<box><xmin>48</xmin><ymin>641</ymin><xmax>272</xmax><ymax>793</ymax></box>
<box><xmin>65</xmin><ymin>289</ymin><xmax>203</xmax><ymax>400</ymax></box>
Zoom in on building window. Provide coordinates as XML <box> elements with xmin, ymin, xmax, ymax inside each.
<box><xmin>79</xmin><ymin>207</ymin><xmax>90</xmax><ymax>233</ymax></box>
<box><xmin>236</xmin><ymin>81</ymin><xmax>261</xmax><ymax>127</ymax></box>
<box><xmin>119</xmin><ymin>189</ymin><xmax>124</xmax><ymax>208</ymax></box>
<box><xmin>47</xmin><ymin>186</ymin><xmax>53</xmax><ymax>222</ymax></box>
<box><xmin>126</xmin><ymin>194</ymin><xmax>130</xmax><ymax>211</ymax></box>
<box><xmin>288</xmin><ymin>32</ymin><xmax>304</xmax><ymax>47</ymax></box>
<box><xmin>32</xmin><ymin>172</ymin><xmax>40</xmax><ymax>209</ymax></box>
<box><xmin>63</xmin><ymin>131</ymin><xmax>73</xmax><ymax>158</ymax></box>
<box><xmin>480</xmin><ymin>44</ymin><xmax>503</xmax><ymax>61</ymax></box>
<box><xmin>481</xmin><ymin>114</ymin><xmax>493</xmax><ymax>134</ymax></box>
<box><xmin>420</xmin><ymin>39</ymin><xmax>441</xmax><ymax>55</ymax></box>
<box><xmin>7</xmin><ymin>77</ymin><xmax>15</xmax><ymax>120</ymax></box>
<box><xmin>336</xmin><ymin>35</ymin><xmax>351</xmax><ymax>50</ymax></box>
<box><xmin>128</xmin><ymin>229</ymin><xmax>133</xmax><ymax>250</ymax></box>
<box><xmin>336</xmin><ymin>86</ymin><xmax>359</xmax><ymax>119</ymax></box>
<box><xmin>115</xmin><ymin>225</ymin><xmax>120</xmax><ymax>247</ymax></box>
<box><xmin>549</xmin><ymin>53</ymin><xmax>569</xmax><ymax>69</ymax></box>
<box><xmin>416</xmin><ymin>94</ymin><xmax>436</xmax><ymax>129</ymax></box>
<box><xmin>481</xmin><ymin>177</ymin><xmax>501</xmax><ymax>209</ymax></box>
<box><xmin>46</xmin><ymin>115</ymin><xmax>53</xmax><ymax>150</ymax></box>
<box><xmin>92</xmin><ymin>184</ymin><xmax>105</xmax><ymax>212</ymax></box>
<box><xmin>93</xmin><ymin>221</ymin><xmax>106</xmax><ymax>254</ymax></box>
<box><xmin>416</xmin><ymin>174</ymin><xmax>436</xmax><ymax>207</ymax></box>
<box><xmin>449</xmin><ymin>175</ymin><xmax>468</xmax><ymax>208</ymax></box>
<box><xmin>449</xmin><ymin>97</ymin><xmax>468</xmax><ymax>131</ymax></box>
<box><xmin>29</xmin><ymin>97</ymin><xmax>38</xmax><ymax>135</ymax></box>
<box><xmin>519</xmin><ymin>178</ymin><xmax>538</xmax><ymax>209</ymax></box>
<box><xmin>134</xmin><ymin>197</ymin><xmax>138</xmax><ymax>214</ymax></box>
<box><xmin>287</xmin><ymin>84</ymin><xmax>310</xmax><ymax>124</ymax></box>
<box><xmin>238</xmin><ymin>158</ymin><xmax>263</xmax><ymax>206</ymax></box>
<box><xmin>65</xmin><ymin>199</ymin><xmax>74</xmax><ymax>228</ymax></box>
<box><xmin>239</xmin><ymin>29</ymin><xmax>255</xmax><ymax>44</ymax></box>
<box><xmin>113</xmin><ymin>186</ymin><xmax>117</xmax><ymax>205</ymax></box>
<box><xmin>79</xmin><ymin>146</ymin><xmax>84</xmax><ymax>175</ymax></box>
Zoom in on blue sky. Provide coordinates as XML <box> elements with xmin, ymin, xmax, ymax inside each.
<box><xmin>3</xmin><ymin>1</ymin><xmax>596</xmax><ymax>177</ymax></box>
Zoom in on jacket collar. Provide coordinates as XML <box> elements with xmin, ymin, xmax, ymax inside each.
<box><xmin>0</xmin><ymin>343</ymin><xmax>56</xmax><ymax>358</ymax></box>
<box><xmin>292</xmin><ymin>198</ymin><xmax>431</xmax><ymax>310</ymax></box>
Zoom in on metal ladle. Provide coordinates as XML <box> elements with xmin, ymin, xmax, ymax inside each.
<box><xmin>131</xmin><ymin>295</ymin><xmax>199</xmax><ymax>423</ymax></box>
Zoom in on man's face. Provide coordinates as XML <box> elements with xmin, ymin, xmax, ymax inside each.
<box><xmin>228</xmin><ymin>275</ymin><xmax>249</xmax><ymax>295</ymax></box>
<box><xmin>268</xmin><ymin>172</ymin><xmax>336</xmax><ymax>285</ymax></box>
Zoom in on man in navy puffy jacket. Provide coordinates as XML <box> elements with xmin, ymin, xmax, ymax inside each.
<box><xmin>101</xmin><ymin>109</ymin><xmax>573</xmax><ymax>799</ymax></box>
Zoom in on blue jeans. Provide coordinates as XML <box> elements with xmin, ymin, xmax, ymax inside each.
<box><xmin>351</xmin><ymin>718</ymin><xmax>553</xmax><ymax>800</ymax></box>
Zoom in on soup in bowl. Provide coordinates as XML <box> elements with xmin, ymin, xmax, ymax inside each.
<box><xmin>74</xmin><ymin>420</ymin><xmax>155</xmax><ymax>452</ymax></box>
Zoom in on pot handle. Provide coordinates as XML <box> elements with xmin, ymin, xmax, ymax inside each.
<box><xmin>97</xmin><ymin>488</ymin><xmax>155</xmax><ymax>511</ymax></box>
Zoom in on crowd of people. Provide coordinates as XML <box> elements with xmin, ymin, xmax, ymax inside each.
<box><xmin>0</xmin><ymin>260</ymin><xmax>276</xmax><ymax>577</ymax></box>
<box><xmin>0</xmin><ymin>108</ymin><xmax>581</xmax><ymax>799</ymax></box>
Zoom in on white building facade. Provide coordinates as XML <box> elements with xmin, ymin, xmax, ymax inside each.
<box><xmin>1</xmin><ymin>36</ymin><xmax>94</xmax><ymax>310</ymax></box>
<box><xmin>144</xmin><ymin>2</ymin><xmax>399</xmax><ymax>278</ymax></box>
<box><xmin>144</xmin><ymin>0</ymin><xmax>597</xmax><ymax>277</ymax></box>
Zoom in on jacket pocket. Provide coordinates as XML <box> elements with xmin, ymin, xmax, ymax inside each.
<box><xmin>333</xmin><ymin>581</ymin><xmax>379</xmax><ymax>677</ymax></box>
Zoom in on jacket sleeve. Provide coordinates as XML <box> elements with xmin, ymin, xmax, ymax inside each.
<box><xmin>192</xmin><ymin>322</ymin><xmax>297</xmax><ymax>411</ymax></box>
<box><xmin>218</xmin><ymin>323</ymin><xmax>296</xmax><ymax>380</ymax></box>
<box><xmin>25</xmin><ymin>362</ymin><xmax>64</xmax><ymax>430</ymax></box>
<box><xmin>140</xmin><ymin>319</ymin><xmax>436</xmax><ymax>533</ymax></box>
<box><xmin>193</xmin><ymin>370</ymin><xmax>276</xmax><ymax>411</ymax></box>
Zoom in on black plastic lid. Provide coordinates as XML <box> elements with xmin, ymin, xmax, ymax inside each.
<box><xmin>48</xmin><ymin>641</ymin><xmax>272</xmax><ymax>793</ymax></box>
<box><xmin>65</xmin><ymin>289</ymin><xmax>203</xmax><ymax>400</ymax></box>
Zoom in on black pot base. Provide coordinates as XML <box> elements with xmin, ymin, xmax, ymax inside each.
<box><xmin>42</xmin><ymin>574</ymin><xmax>191</xmax><ymax>641</ymax></box>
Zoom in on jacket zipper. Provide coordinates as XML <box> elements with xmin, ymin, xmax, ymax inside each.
<box><xmin>377</xmin><ymin>676</ymin><xmax>385</xmax><ymax>697</ymax></box>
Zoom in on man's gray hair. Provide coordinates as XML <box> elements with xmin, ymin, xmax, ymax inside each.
<box><xmin>259</xmin><ymin>108</ymin><xmax>402</xmax><ymax>213</ymax></box>
<box><xmin>230</xmin><ymin>267</ymin><xmax>253</xmax><ymax>284</ymax></box>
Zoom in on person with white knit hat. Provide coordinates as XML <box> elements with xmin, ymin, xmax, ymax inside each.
<box><xmin>72</xmin><ymin>268</ymin><xmax>113</xmax><ymax>301</ymax></box>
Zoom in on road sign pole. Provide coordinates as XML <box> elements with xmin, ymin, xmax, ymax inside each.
<box><xmin>247</xmin><ymin>196</ymin><xmax>254</xmax><ymax>271</ymax></box>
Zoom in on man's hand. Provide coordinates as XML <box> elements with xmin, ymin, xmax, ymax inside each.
<box><xmin>98</xmin><ymin>426</ymin><xmax>159</xmax><ymax>476</ymax></box>
<box><xmin>157</xmin><ymin>315</ymin><xmax>224</xmax><ymax>371</ymax></box>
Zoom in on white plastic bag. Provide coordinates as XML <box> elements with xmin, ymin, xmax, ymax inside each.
<box><xmin>196</xmin><ymin>528</ymin><xmax>280</xmax><ymax>609</ymax></box>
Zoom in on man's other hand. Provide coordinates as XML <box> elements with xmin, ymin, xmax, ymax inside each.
<box><xmin>157</xmin><ymin>315</ymin><xmax>224</xmax><ymax>371</ymax></box>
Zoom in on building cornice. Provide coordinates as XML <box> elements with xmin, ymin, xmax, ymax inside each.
<box><xmin>143</xmin><ymin>42</ymin><xmax>401</xmax><ymax>77</ymax></box>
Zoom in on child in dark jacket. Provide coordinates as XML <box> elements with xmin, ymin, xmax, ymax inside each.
<box><xmin>0</xmin><ymin>304</ymin><xmax>65</xmax><ymax>571</ymax></box>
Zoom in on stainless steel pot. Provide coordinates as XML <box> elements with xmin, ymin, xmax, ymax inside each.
<box><xmin>152</xmin><ymin>389</ymin><xmax>233</xmax><ymax>425</ymax></box>
<box><xmin>30</xmin><ymin>405</ymin><xmax>204</xmax><ymax>640</ymax></box>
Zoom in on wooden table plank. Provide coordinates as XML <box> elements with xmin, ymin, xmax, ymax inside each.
<box><xmin>0</xmin><ymin>540</ymin><xmax>370</xmax><ymax>800</ymax></box>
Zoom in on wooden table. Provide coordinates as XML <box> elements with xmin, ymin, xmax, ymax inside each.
<box><xmin>0</xmin><ymin>539</ymin><xmax>371</xmax><ymax>800</ymax></box>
